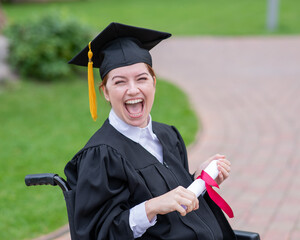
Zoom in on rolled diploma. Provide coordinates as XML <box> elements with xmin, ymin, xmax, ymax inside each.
<box><xmin>187</xmin><ymin>160</ymin><xmax>219</xmax><ymax>197</ymax></box>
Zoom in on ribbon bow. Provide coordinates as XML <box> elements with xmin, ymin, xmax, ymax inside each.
<box><xmin>198</xmin><ymin>170</ymin><xmax>234</xmax><ymax>218</ymax></box>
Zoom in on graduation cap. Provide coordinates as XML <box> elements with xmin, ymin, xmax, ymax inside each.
<box><xmin>69</xmin><ymin>22</ymin><xmax>171</xmax><ymax>121</ymax></box>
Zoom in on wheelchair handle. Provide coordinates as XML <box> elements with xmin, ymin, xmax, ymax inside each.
<box><xmin>25</xmin><ymin>173</ymin><xmax>71</xmax><ymax>192</ymax></box>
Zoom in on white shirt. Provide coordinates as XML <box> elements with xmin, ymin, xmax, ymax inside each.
<box><xmin>108</xmin><ymin>109</ymin><xmax>163</xmax><ymax>238</ymax></box>
<box><xmin>109</xmin><ymin>109</ymin><xmax>163</xmax><ymax>164</ymax></box>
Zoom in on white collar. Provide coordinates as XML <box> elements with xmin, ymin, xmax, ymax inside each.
<box><xmin>108</xmin><ymin>109</ymin><xmax>156</xmax><ymax>143</ymax></box>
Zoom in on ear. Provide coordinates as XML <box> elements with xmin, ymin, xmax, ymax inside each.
<box><xmin>153</xmin><ymin>76</ymin><xmax>156</xmax><ymax>87</ymax></box>
<box><xmin>102</xmin><ymin>86</ymin><xmax>110</xmax><ymax>102</ymax></box>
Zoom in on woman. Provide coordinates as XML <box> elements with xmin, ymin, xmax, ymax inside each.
<box><xmin>65</xmin><ymin>22</ymin><xmax>235</xmax><ymax>240</ymax></box>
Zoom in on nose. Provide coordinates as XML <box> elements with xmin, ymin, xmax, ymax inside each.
<box><xmin>127</xmin><ymin>81</ymin><xmax>140</xmax><ymax>95</ymax></box>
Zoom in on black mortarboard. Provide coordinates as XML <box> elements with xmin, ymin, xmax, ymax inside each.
<box><xmin>69</xmin><ymin>22</ymin><xmax>171</xmax><ymax>79</ymax></box>
<box><xmin>68</xmin><ymin>22</ymin><xmax>171</xmax><ymax>121</ymax></box>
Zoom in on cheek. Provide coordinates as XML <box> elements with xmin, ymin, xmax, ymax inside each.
<box><xmin>107</xmin><ymin>88</ymin><xmax>125</xmax><ymax>106</ymax></box>
<box><xmin>144</xmin><ymin>86</ymin><xmax>156</xmax><ymax>104</ymax></box>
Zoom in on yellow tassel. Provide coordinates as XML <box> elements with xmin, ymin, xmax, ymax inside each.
<box><xmin>88</xmin><ymin>42</ymin><xmax>97</xmax><ymax>121</ymax></box>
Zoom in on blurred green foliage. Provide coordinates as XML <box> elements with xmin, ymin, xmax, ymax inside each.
<box><xmin>2</xmin><ymin>0</ymin><xmax>300</xmax><ymax>35</ymax></box>
<box><xmin>4</xmin><ymin>12</ymin><xmax>92</xmax><ymax>80</ymax></box>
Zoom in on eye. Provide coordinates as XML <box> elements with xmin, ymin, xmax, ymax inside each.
<box><xmin>137</xmin><ymin>77</ymin><xmax>147</xmax><ymax>81</ymax></box>
<box><xmin>115</xmin><ymin>80</ymin><xmax>125</xmax><ymax>85</ymax></box>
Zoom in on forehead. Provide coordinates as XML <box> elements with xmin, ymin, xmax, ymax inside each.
<box><xmin>107</xmin><ymin>63</ymin><xmax>149</xmax><ymax>79</ymax></box>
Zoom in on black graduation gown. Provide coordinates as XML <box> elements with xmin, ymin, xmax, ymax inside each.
<box><xmin>64</xmin><ymin>119</ymin><xmax>236</xmax><ymax>240</ymax></box>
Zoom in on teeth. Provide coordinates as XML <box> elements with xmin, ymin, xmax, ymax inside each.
<box><xmin>125</xmin><ymin>99</ymin><xmax>143</xmax><ymax>104</ymax></box>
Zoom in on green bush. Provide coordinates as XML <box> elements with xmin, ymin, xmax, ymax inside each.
<box><xmin>5</xmin><ymin>13</ymin><xmax>92</xmax><ymax>81</ymax></box>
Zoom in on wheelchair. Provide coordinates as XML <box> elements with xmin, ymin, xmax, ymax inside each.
<box><xmin>25</xmin><ymin>173</ymin><xmax>260</xmax><ymax>240</ymax></box>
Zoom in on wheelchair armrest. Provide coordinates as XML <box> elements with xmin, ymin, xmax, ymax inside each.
<box><xmin>234</xmin><ymin>230</ymin><xmax>260</xmax><ymax>240</ymax></box>
<box><xmin>25</xmin><ymin>173</ymin><xmax>71</xmax><ymax>192</ymax></box>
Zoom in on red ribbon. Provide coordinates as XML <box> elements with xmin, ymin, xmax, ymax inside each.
<box><xmin>197</xmin><ymin>170</ymin><xmax>234</xmax><ymax>218</ymax></box>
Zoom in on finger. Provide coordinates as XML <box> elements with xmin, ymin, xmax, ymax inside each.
<box><xmin>174</xmin><ymin>190</ymin><xmax>198</xmax><ymax>211</ymax></box>
<box><xmin>214</xmin><ymin>154</ymin><xmax>226</xmax><ymax>160</ymax></box>
<box><xmin>178</xmin><ymin>207</ymin><xmax>187</xmax><ymax>216</ymax></box>
<box><xmin>218</xmin><ymin>165</ymin><xmax>230</xmax><ymax>179</ymax></box>
<box><xmin>218</xmin><ymin>162</ymin><xmax>230</xmax><ymax>174</ymax></box>
<box><xmin>218</xmin><ymin>160</ymin><xmax>231</xmax><ymax>173</ymax></box>
<box><xmin>218</xmin><ymin>158</ymin><xmax>231</xmax><ymax>166</ymax></box>
<box><xmin>181</xmin><ymin>199</ymin><xmax>198</xmax><ymax>214</ymax></box>
<box><xmin>179</xmin><ymin>198</ymin><xmax>194</xmax><ymax>213</ymax></box>
<box><xmin>175</xmin><ymin>190</ymin><xmax>198</xmax><ymax>212</ymax></box>
<box><xmin>193</xmin><ymin>199</ymin><xmax>199</xmax><ymax>211</ymax></box>
<box><xmin>175</xmin><ymin>202</ymin><xmax>188</xmax><ymax>216</ymax></box>
<box><xmin>175</xmin><ymin>193</ymin><xmax>197</xmax><ymax>212</ymax></box>
<box><xmin>215</xmin><ymin>171</ymin><xmax>224</xmax><ymax>185</ymax></box>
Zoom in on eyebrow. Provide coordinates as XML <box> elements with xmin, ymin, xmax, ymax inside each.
<box><xmin>111</xmin><ymin>75</ymin><xmax>126</xmax><ymax>81</ymax></box>
<box><xmin>135</xmin><ymin>72</ymin><xmax>149</xmax><ymax>78</ymax></box>
<box><xmin>111</xmin><ymin>72</ymin><xmax>149</xmax><ymax>81</ymax></box>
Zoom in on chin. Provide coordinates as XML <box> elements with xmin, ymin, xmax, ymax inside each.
<box><xmin>127</xmin><ymin>118</ymin><xmax>148</xmax><ymax>128</ymax></box>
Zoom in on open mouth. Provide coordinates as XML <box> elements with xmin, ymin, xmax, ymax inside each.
<box><xmin>125</xmin><ymin>98</ymin><xmax>144</xmax><ymax>118</ymax></box>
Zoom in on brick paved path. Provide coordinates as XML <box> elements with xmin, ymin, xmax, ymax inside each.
<box><xmin>38</xmin><ymin>36</ymin><xmax>300</xmax><ymax>240</ymax></box>
<box><xmin>152</xmin><ymin>36</ymin><xmax>300</xmax><ymax>240</ymax></box>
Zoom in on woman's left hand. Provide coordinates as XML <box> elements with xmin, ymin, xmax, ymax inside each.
<box><xmin>194</xmin><ymin>154</ymin><xmax>231</xmax><ymax>185</ymax></box>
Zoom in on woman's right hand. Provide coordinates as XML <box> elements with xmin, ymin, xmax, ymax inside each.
<box><xmin>145</xmin><ymin>186</ymin><xmax>199</xmax><ymax>222</ymax></box>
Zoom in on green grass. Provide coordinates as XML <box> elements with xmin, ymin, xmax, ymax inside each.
<box><xmin>2</xmin><ymin>0</ymin><xmax>300</xmax><ymax>35</ymax></box>
<box><xmin>0</xmin><ymin>77</ymin><xmax>197</xmax><ymax>240</ymax></box>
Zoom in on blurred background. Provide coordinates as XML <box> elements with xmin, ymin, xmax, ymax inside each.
<box><xmin>0</xmin><ymin>0</ymin><xmax>299</xmax><ymax>239</ymax></box>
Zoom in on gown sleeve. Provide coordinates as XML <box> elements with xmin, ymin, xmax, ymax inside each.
<box><xmin>64</xmin><ymin>144</ymin><xmax>135</xmax><ymax>240</ymax></box>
